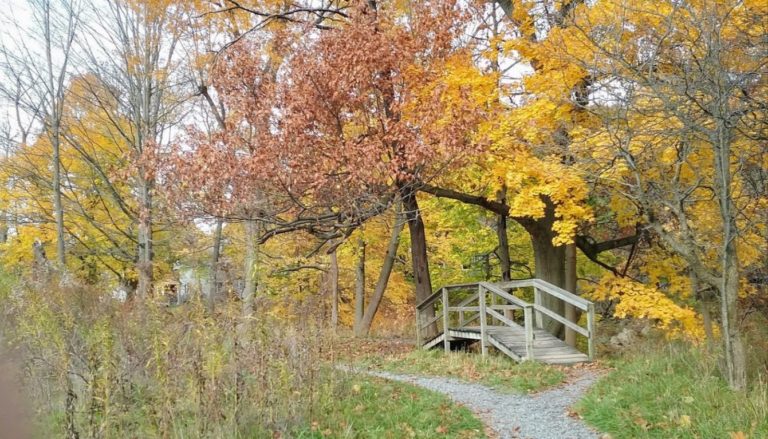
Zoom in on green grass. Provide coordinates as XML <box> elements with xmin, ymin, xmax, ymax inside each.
<box><xmin>292</xmin><ymin>375</ymin><xmax>486</xmax><ymax>438</ymax></box>
<box><xmin>358</xmin><ymin>349</ymin><xmax>565</xmax><ymax>394</ymax></box>
<box><xmin>576</xmin><ymin>344</ymin><xmax>768</xmax><ymax>438</ymax></box>
<box><xmin>33</xmin><ymin>372</ymin><xmax>486</xmax><ymax>439</ymax></box>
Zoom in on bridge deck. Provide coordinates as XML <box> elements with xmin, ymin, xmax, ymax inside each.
<box><xmin>417</xmin><ymin>280</ymin><xmax>596</xmax><ymax>364</ymax></box>
<box><xmin>424</xmin><ymin>325</ymin><xmax>589</xmax><ymax>364</ymax></box>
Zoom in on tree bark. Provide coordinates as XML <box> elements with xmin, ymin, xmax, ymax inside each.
<box><xmin>0</xmin><ymin>210</ymin><xmax>8</xmax><ymax>243</ymax></box>
<box><xmin>354</xmin><ymin>238</ymin><xmax>366</xmax><ymax>337</ymax></box>
<box><xmin>720</xmin><ymin>251</ymin><xmax>746</xmax><ymax>390</ymax></box>
<box><xmin>208</xmin><ymin>218</ymin><xmax>224</xmax><ymax>310</ymax></box>
<box><xmin>241</xmin><ymin>218</ymin><xmax>259</xmax><ymax>319</ymax></box>
<box><xmin>136</xmin><ymin>178</ymin><xmax>153</xmax><ymax>299</ymax></box>
<box><xmin>52</xmin><ymin>126</ymin><xmax>66</xmax><ymax>268</ymax></box>
<box><xmin>713</xmin><ymin>109</ymin><xmax>746</xmax><ymax>390</ymax></box>
<box><xmin>329</xmin><ymin>249</ymin><xmax>339</xmax><ymax>329</ymax></box>
<box><xmin>564</xmin><ymin>243</ymin><xmax>578</xmax><ymax>346</ymax></box>
<box><xmin>496</xmin><ymin>188</ymin><xmax>511</xmax><ymax>282</ymax></box>
<box><xmin>401</xmin><ymin>188</ymin><xmax>435</xmax><ymax>336</ymax></box>
<box><xmin>359</xmin><ymin>205</ymin><xmax>405</xmax><ymax>336</ymax></box>
<box><xmin>692</xmin><ymin>272</ymin><xmax>716</xmax><ymax>350</ymax></box>
<box><xmin>525</xmin><ymin>201</ymin><xmax>566</xmax><ymax>337</ymax></box>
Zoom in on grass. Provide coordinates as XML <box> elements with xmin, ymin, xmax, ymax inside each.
<box><xmin>357</xmin><ymin>348</ymin><xmax>565</xmax><ymax>394</ymax></box>
<box><xmin>292</xmin><ymin>374</ymin><xmax>486</xmax><ymax>438</ymax></box>
<box><xmin>576</xmin><ymin>344</ymin><xmax>768</xmax><ymax>439</ymax></box>
<box><xmin>32</xmin><ymin>372</ymin><xmax>487</xmax><ymax>439</ymax></box>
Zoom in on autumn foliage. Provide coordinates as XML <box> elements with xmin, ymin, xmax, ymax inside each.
<box><xmin>0</xmin><ymin>0</ymin><xmax>765</xmax><ymax>403</ymax></box>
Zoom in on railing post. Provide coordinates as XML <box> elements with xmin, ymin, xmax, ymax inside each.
<box><xmin>524</xmin><ymin>305</ymin><xmax>534</xmax><ymax>361</ymax></box>
<box><xmin>489</xmin><ymin>293</ymin><xmax>496</xmax><ymax>325</ymax></box>
<box><xmin>415</xmin><ymin>307</ymin><xmax>423</xmax><ymax>348</ymax></box>
<box><xmin>587</xmin><ymin>302</ymin><xmax>596</xmax><ymax>360</ymax></box>
<box><xmin>478</xmin><ymin>285</ymin><xmax>488</xmax><ymax>357</ymax></box>
<box><xmin>533</xmin><ymin>286</ymin><xmax>543</xmax><ymax>328</ymax></box>
<box><xmin>442</xmin><ymin>288</ymin><xmax>450</xmax><ymax>353</ymax></box>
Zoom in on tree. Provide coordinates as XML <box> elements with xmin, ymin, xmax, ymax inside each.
<box><xmin>173</xmin><ymin>0</ymin><xmax>493</xmax><ymax>322</ymax></box>
<box><xmin>78</xmin><ymin>0</ymin><xmax>184</xmax><ymax>298</ymax></box>
<box><xmin>554</xmin><ymin>0</ymin><xmax>767</xmax><ymax>389</ymax></box>
<box><xmin>0</xmin><ymin>0</ymin><xmax>83</xmax><ymax>268</ymax></box>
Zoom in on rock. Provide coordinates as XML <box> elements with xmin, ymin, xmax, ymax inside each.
<box><xmin>609</xmin><ymin>327</ymin><xmax>637</xmax><ymax>350</ymax></box>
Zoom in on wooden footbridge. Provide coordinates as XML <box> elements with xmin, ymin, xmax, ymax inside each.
<box><xmin>416</xmin><ymin>279</ymin><xmax>596</xmax><ymax>364</ymax></box>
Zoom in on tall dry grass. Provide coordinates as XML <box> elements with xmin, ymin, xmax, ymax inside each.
<box><xmin>0</xmin><ymin>274</ymin><xmax>339</xmax><ymax>438</ymax></box>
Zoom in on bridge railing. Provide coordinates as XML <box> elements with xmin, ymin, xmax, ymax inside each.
<box><xmin>416</xmin><ymin>278</ymin><xmax>596</xmax><ymax>361</ymax></box>
<box><xmin>478</xmin><ymin>282</ymin><xmax>535</xmax><ymax>360</ymax></box>
<box><xmin>494</xmin><ymin>279</ymin><xmax>596</xmax><ymax>359</ymax></box>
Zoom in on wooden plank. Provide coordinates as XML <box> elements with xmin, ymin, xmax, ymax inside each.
<box><xmin>524</xmin><ymin>305</ymin><xmax>534</xmax><ymax>360</ymax></box>
<box><xmin>450</xmin><ymin>306</ymin><xmax>481</xmax><ymax>312</ymax></box>
<box><xmin>415</xmin><ymin>308</ymin><xmax>422</xmax><ymax>347</ymax></box>
<box><xmin>533</xmin><ymin>287</ymin><xmax>543</xmax><ymax>328</ymax></box>
<box><xmin>450</xmin><ymin>306</ymin><xmax>517</xmax><ymax>314</ymax></box>
<box><xmin>494</xmin><ymin>279</ymin><xmax>536</xmax><ymax>289</ymax></box>
<box><xmin>479</xmin><ymin>282</ymin><xmax>531</xmax><ymax>307</ymax></box>
<box><xmin>442</xmin><ymin>288</ymin><xmax>450</xmax><ymax>353</ymax></box>
<box><xmin>457</xmin><ymin>312</ymin><xmax>480</xmax><ymax>328</ymax></box>
<box><xmin>533</xmin><ymin>304</ymin><xmax>589</xmax><ymax>337</ymax></box>
<box><xmin>417</xmin><ymin>282</ymin><xmax>479</xmax><ymax>311</ymax></box>
<box><xmin>447</xmin><ymin>330</ymin><xmax>482</xmax><ymax>340</ymax></box>
<box><xmin>422</xmin><ymin>333</ymin><xmax>444</xmax><ymax>350</ymax></box>
<box><xmin>478</xmin><ymin>285</ymin><xmax>488</xmax><ymax>357</ymax></box>
<box><xmin>455</xmin><ymin>292</ymin><xmax>479</xmax><ymax>308</ymax></box>
<box><xmin>587</xmin><ymin>302</ymin><xmax>596</xmax><ymax>360</ymax></box>
<box><xmin>445</xmin><ymin>282</ymin><xmax>485</xmax><ymax>291</ymax></box>
<box><xmin>416</xmin><ymin>288</ymin><xmax>443</xmax><ymax>311</ymax></box>
<box><xmin>533</xmin><ymin>279</ymin><xmax>591</xmax><ymax>310</ymax></box>
<box><xmin>420</xmin><ymin>313</ymin><xmax>441</xmax><ymax>331</ymax></box>
<box><xmin>486</xmin><ymin>308</ymin><xmax>521</xmax><ymax>329</ymax></box>
<box><xmin>530</xmin><ymin>353</ymin><xmax>589</xmax><ymax>361</ymax></box>
<box><xmin>488</xmin><ymin>336</ymin><xmax>522</xmax><ymax>362</ymax></box>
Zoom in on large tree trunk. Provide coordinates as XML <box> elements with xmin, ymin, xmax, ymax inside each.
<box><xmin>136</xmin><ymin>178</ymin><xmax>153</xmax><ymax>299</ymax></box>
<box><xmin>525</xmin><ymin>201</ymin><xmax>566</xmax><ymax>337</ymax></box>
<box><xmin>564</xmin><ymin>243</ymin><xmax>578</xmax><ymax>346</ymax></box>
<box><xmin>353</xmin><ymin>238</ymin><xmax>366</xmax><ymax>337</ymax></box>
<box><xmin>208</xmin><ymin>218</ymin><xmax>224</xmax><ymax>310</ymax></box>
<box><xmin>401</xmin><ymin>188</ymin><xmax>435</xmax><ymax>337</ymax></box>
<box><xmin>496</xmin><ymin>188</ymin><xmax>511</xmax><ymax>282</ymax></box>
<box><xmin>359</xmin><ymin>206</ymin><xmax>405</xmax><ymax>336</ymax></box>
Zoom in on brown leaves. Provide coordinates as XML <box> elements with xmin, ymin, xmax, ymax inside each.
<box><xmin>167</xmin><ymin>0</ymin><xmax>488</xmax><ymax>224</ymax></box>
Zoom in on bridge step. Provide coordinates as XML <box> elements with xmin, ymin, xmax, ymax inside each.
<box><xmin>426</xmin><ymin>325</ymin><xmax>589</xmax><ymax>365</ymax></box>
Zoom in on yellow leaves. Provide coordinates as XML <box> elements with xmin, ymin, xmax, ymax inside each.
<box><xmin>588</xmin><ymin>275</ymin><xmax>706</xmax><ymax>341</ymax></box>
<box><xmin>490</xmin><ymin>154</ymin><xmax>593</xmax><ymax>245</ymax></box>
<box><xmin>609</xmin><ymin>195</ymin><xmax>640</xmax><ymax>229</ymax></box>
<box><xmin>403</xmin><ymin>51</ymin><xmax>496</xmax><ymax>132</ymax></box>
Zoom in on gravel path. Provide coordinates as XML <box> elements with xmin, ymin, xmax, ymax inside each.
<box><xmin>342</xmin><ymin>367</ymin><xmax>600</xmax><ymax>439</ymax></box>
